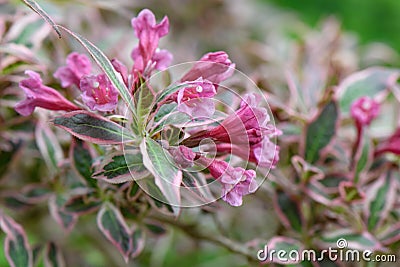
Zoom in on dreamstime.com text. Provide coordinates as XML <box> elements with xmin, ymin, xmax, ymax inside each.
<box><xmin>257</xmin><ymin>238</ymin><xmax>397</xmax><ymax>263</ymax></box>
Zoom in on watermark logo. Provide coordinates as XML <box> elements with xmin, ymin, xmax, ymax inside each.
<box><xmin>257</xmin><ymin>238</ymin><xmax>397</xmax><ymax>264</ymax></box>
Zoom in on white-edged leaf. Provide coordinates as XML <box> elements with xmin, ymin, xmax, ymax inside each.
<box><xmin>140</xmin><ymin>138</ymin><xmax>182</xmax><ymax>216</ymax></box>
<box><xmin>97</xmin><ymin>203</ymin><xmax>133</xmax><ymax>263</ymax></box>
<box><xmin>0</xmin><ymin>214</ymin><xmax>33</xmax><ymax>267</ymax></box>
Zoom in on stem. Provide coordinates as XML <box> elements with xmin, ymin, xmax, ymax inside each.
<box><xmin>148</xmin><ymin>214</ymin><xmax>258</xmax><ymax>262</ymax></box>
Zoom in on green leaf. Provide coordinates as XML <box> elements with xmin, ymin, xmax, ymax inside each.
<box><xmin>35</xmin><ymin>121</ymin><xmax>63</xmax><ymax>176</ymax></box>
<box><xmin>70</xmin><ymin>138</ymin><xmax>96</xmax><ymax>187</ymax></box>
<box><xmin>155</xmin><ymin>82</ymin><xmax>188</xmax><ymax>104</ymax></box>
<box><xmin>19</xmin><ymin>184</ymin><xmax>52</xmax><ymax>204</ymax></box>
<box><xmin>44</xmin><ymin>242</ymin><xmax>65</xmax><ymax>267</ymax></box>
<box><xmin>62</xmin><ymin>195</ymin><xmax>101</xmax><ymax>215</ymax></box>
<box><xmin>94</xmin><ymin>151</ymin><xmax>148</xmax><ymax>183</ymax></box>
<box><xmin>140</xmin><ymin>138</ymin><xmax>182</xmax><ymax>216</ymax></box>
<box><xmin>366</xmin><ymin>171</ymin><xmax>397</xmax><ymax>232</ymax></box>
<box><xmin>305</xmin><ymin>101</ymin><xmax>338</xmax><ymax>164</ymax></box>
<box><xmin>144</xmin><ymin>221</ymin><xmax>167</xmax><ymax>236</ymax></box>
<box><xmin>354</xmin><ymin>133</ymin><xmax>372</xmax><ymax>183</ymax></box>
<box><xmin>274</xmin><ymin>191</ymin><xmax>302</xmax><ymax>232</ymax></box>
<box><xmin>130</xmin><ymin>227</ymin><xmax>145</xmax><ymax>258</ymax></box>
<box><xmin>133</xmin><ymin>81</ymin><xmax>155</xmax><ymax>135</ymax></box>
<box><xmin>97</xmin><ymin>203</ymin><xmax>134</xmax><ymax>263</ymax></box>
<box><xmin>337</xmin><ymin>67</ymin><xmax>399</xmax><ymax>115</ymax></box>
<box><xmin>0</xmin><ymin>214</ymin><xmax>33</xmax><ymax>267</ymax></box>
<box><xmin>57</xmin><ymin>25</ymin><xmax>135</xmax><ymax>115</ymax></box>
<box><xmin>53</xmin><ymin>111</ymin><xmax>135</xmax><ymax>145</ymax></box>
<box><xmin>49</xmin><ymin>196</ymin><xmax>78</xmax><ymax>232</ymax></box>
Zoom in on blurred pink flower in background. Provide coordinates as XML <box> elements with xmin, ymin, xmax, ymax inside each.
<box><xmin>54</xmin><ymin>52</ymin><xmax>92</xmax><ymax>88</ymax></box>
<box><xmin>15</xmin><ymin>70</ymin><xmax>80</xmax><ymax>116</ymax></box>
<box><xmin>350</xmin><ymin>96</ymin><xmax>380</xmax><ymax>128</ymax></box>
<box><xmin>375</xmin><ymin>127</ymin><xmax>400</xmax><ymax>156</ymax></box>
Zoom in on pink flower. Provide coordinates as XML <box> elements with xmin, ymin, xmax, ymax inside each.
<box><xmin>168</xmin><ymin>78</ymin><xmax>217</xmax><ymax>118</ymax></box>
<box><xmin>375</xmin><ymin>127</ymin><xmax>400</xmax><ymax>156</ymax></box>
<box><xmin>168</xmin><ymin>145</ymin><xmax>196</xmax><ymax>169</ymax></box>
<box><xmin>199</xmin><ymin>158</ymin><xmax>257</xmax><ymax>206</ymax></box>
<box><xmin>183</xmin><ymin>93</ymin><xmax>270</xmax><ymax>146</ymax></box>
<box><xmin>15</xmin><ymin>70</ymin><xmax>80</xmax><ymax>116</ymax></box>
<box><xmin>131</xmin><ymin>9</ymin><xmax>172</xmax><ymax>75</ymax></box>
<box><xmin>181</xmin><ymin>51</ymin><xmax>235</xmax><ymax>87</ymax></box>
<box><xmin>54</xmin><ymin>52</ymin><xmax>92</xmax><ymax>88</ymax></box>
<box><xmin>350</xmin><ymin>96</ymin><xmax>380</xmax><ymax>127</ymax></box>
<box><xmin>216</xmin><ymin>136</ymin><xmax>280</xmax><ymax>169</ymax></box>
<box><xmin>182</xmin><ymin>93</ymin><xmax>280</xmax><ymax>168</ymax></box>
<box><xmin>111</xmin><ymin>58</ymin><xmax>129</xmax><ymax>86</ymax></box>
<box><xmin>80</xmin><ymin>74</ymin><xmax>119</xmax><ymax>112</ymax></box>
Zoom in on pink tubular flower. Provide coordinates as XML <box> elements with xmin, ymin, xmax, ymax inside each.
<box><xmin>183</xmin><ymin>93</ymin><xmax>270</xmax><ymax>146</ymax></box>
<box><xmin>80</xmin><ymin>74</ymin><xmax>119</xmax><ymax>112</ymax></box>
<box><xmin>131</xmin><ymin>9</ymin><xmax>172</xmax><ymax>74</ymax></box>
<box><xmin>15</xmin><ymin>70</ymin><xmax>80</xmax><ymax>116</ymax></box>
<box><xmin>181</xmin><ymin>51</ymin><xmax>235</xmax><ymax>87</ymax></box>
<box><xmin>216</xmin><ymin>136</ymin><xmax>280</xmax><ymax>169</ymax></box>
<box><xmin>168</xmin><ymin>78</ymin><xmax>217</xmax><ymax>118</ymax></box>
<box><xmin>54</xmin><ymin>52</ymin><xmax>92</xmax><ymax>88</ymax></box>
<box><xmin>182</xmin><ymin>93</ymin><xmax>280</xmax><ymax>168</ymax></box>
<box><xmin>199</xmin><ymin>158</ymin><xmax>257</xmax><ymax>206</ymax></box>
<box><xmin>350</xmin><ymin>96</ymin><xmax>380</xmax><ymax>127</ymax></box>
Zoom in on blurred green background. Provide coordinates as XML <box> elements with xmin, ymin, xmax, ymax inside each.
<box><xmin>265</xmin><ymin>0</ymin><xmax>400</xmax><ymax>52</ymax></box>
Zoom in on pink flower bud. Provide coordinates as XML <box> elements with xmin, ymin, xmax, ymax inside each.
<box><xmin>350</xmin><ymin>96</ymin><xmax>380</xmax><ymax>127</ymax></box>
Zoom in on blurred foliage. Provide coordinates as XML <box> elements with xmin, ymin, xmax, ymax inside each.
<box><xmin>265</xmin><ymin>0</ymin><xmax>400</xmax><ymax>53</ymax></box>
<box><xmin>1</xmin><ymin>0</ymin><xmax>400</xmax><ymax>266</ymax></box>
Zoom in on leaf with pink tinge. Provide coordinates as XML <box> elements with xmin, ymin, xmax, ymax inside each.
<box><xmin>140</xmin><ymin>137</ymin><xmax>182</xmax><ymax>216</ymax></box>
<box><xmin>69</xmin><ymin>138</ymin><xmax>95</xmax><ymax>187</ymax></box>
<box><xmin>380</xmin><ymin>222</ymin><xmax>400</xmax><ymax>246</ymax></box>
<box><xmin>49</xmin><ymin>196</ymin><xmax>78</xmax><ymax>233</ymax></box>
<box><xmin>353</xmin><ymin>132</ymin><xmax>373</xmax><ymax>183</ymax></box>
<box><xmin>273</xmin><ymin>191</ymin><xmax>302</xmax><ymax>233</ymax></box>
<box><xmin>93</xmin><ymin>151</ymin><xmax>148</xmax><ymax>184</ymax></box>
<box><xmin>44</xmin><ymin>242</ymin><xmax>65</xmax><ymax>267</ymax></box>
<box><xmin>336</xmin><ymin>67</ymin><xmax>400</xmax><ymax>115</ymax></box>
<box><xmin>35</xmin><ymin>120</ymin><xmax>63</xmax><ymax>176</ymax></box>
<box><xmin>97</xmin><ymin>203</ymin><xmax>134</xmax><ymax>263</ymax></box>
<box><xmin>0</xmin><ymin>214</ymin><xmax>33</xmax><ymax>267</ymax></box>
<box><xmin>304</xmin><ymin>101</ymin><xmax>338</xmax><ymax>164</ymax></box>
<box><xmin>364</xmin><ymin>171</ymin><xmax>398</xmax><ymax>232</ymax></box>
<box><xmin>53</xmin><ymin>111</ymin><xmax>135</xmax><ymax>145</ymax></box>
<box><xmin>291</xmin><ymin>155</ymin><xmax>324</xmax><ymax>184</ymax></box>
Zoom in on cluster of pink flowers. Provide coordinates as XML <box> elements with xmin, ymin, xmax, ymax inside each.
<box><xmin>14</xmin><ymin>9</ymin><xmax>280</xmax><ymax>207</ymax></box>
<box><xmin>173</xmin><ymin>93</ymin><xmax>280</xmax><ymax>206</ymax></box>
